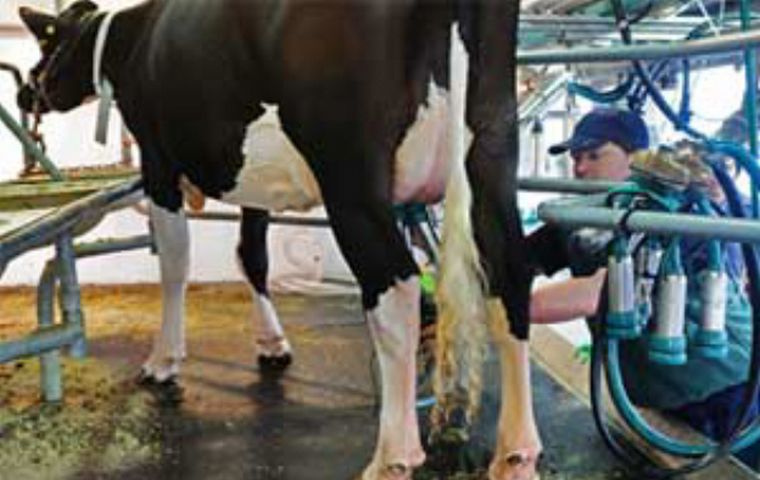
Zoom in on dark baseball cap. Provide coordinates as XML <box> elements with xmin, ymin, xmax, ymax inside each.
<box><xmin>549</xmin><ymin>108</ymin><xmax>650</xmax><ymax>155</ymax></box>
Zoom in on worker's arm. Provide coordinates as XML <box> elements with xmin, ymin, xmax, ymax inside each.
<box><xmin>530</xmin><ymin>269</ymin><xmax>607</xmax><ymax>324</ymax></box>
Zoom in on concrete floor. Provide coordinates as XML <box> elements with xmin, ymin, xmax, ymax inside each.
<box><xmin>0</xmin><ymin>285</ymin><xmax>654</xmax><ymax>479</ymax></box>
<box><xmin>80</xmin><ymin>289</ymin><xmax>634</xmax><ymax>480</ymax></box>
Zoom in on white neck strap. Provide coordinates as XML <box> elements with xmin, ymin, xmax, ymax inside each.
<box><xmin>92</xmin><ymin>12</ymin><xmax>117</xmax><ymax>145</ymax></box>
<box><xmin>93</xmin><ymin>11</ymin><xmax>117</xmax><ymax>95</ymax></box>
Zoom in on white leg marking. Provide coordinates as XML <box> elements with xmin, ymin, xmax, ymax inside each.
<box><xmin>250</xmin><ymin>291</ymin><xmax>291</xmax><ymax>358</ymax></box>
<box><xmin>141</xmin><ymin>201</ymin><xmax>190</xmax><ymax>382</ymax></box>
<box><xmin>233</xmin><ymin>248</ymin><xmax>292</xmax><ymax>360</ymax></box>
<box><xmin>486</xmin><ymin>299</ymin><xmax>542</xmax><ymax>480</ymax></box>
<box><xmin>363</xmin><ymin>277</ymin><xmax>425</xmax><ymax>480</ymax></box>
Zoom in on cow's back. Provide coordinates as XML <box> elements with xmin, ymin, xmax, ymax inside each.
<box><xmin>123</xmin><ymin>0</ymin><xmax>452</xmax><ymax>207</ymax></box>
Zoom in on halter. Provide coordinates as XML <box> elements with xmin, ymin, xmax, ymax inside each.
<box><xmin>28</xmin><ymin>11</ymin><xmax>117</xmax><ymax>144</ymax></box>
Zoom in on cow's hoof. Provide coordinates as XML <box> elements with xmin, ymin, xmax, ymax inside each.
<box><xmin>360</xmin><ymin>463</ymin><xmax>412</xmax><ymax>480</ymax></box>
<box><xmin>257</xmin><ymin>353</ymin><xmax>292</xmax><ymax>372</ymax></box>
<box><xmin>488</xmin><ymin>450</ymin><xmax>541</xmax><ymax>480</ymax></box>
<box><xmin>135</xmin><ymin>368</ymin><xmax>158</xmax><ymax>386</ymax></box>
<box><xmin>135</xmin><ymin>369</ymin><xmax>184</xmax><ymax>406</ymax></box>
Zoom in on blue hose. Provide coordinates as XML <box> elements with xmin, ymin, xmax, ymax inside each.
<box><xmin>568</xmin><ymin>75</ymin><xmax>635</xmax><ymax>104</ymax></box>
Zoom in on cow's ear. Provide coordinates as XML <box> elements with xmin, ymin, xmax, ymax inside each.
<box><xmin>18</xmin><ymin>7</ymin><xmax>56</xmax><ymax>41</ymax></box>
<box><xmin>67</xmin><ymin>0</ymin><xmax>99</xmax><ymax>17</ymax></box>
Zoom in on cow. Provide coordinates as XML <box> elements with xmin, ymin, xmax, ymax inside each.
<box><xmin>17</xmin><ymin>1</ymin><xmax>537</xmax><ymax>479</ymax></box>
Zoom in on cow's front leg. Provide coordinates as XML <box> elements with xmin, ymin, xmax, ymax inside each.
<box><xmin>363</xmin><ymin>277</ymin><xmax>425</xmax><ymax>480</ymax></box>
<box><xmin>140</xmin><ymin>201</ymin><xmax>190</xmax><ymax>383</ymax></box>
<box><xmin>486</xmin><ymin>300</ymin><xmax>541</xmax><ymax>480</ymax></box>
<box><xmin>238</xmin><ymin>207</ymin><xmax>292</xmax><ymax>371</ymax></box>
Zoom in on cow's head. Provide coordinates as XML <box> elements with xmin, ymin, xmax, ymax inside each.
<box><xmin>18</xmin><ymin>1</ymin><xmax>101</xmax><ymax>114</ymax></box>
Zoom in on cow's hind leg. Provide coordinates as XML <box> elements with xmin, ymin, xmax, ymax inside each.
<box><xmin>364</xmin><ymin>276</ymin><xmax>424</xmax><ymax>480</ymax></box>
<box><xmin>278</xmin><ymin>69</ymin><xmax>425</xmax><ymax>473</ymax></box>
<box><xmin>467</xmin><ymin>108</ymin><xmax>542</xmax><ymax>480</ymax></box>
<box><xmin>237</xmin><ymin>207</ymin><xmax>292</xmax><ymax>371</ymax></box>
<box><xmin>140</xmin><ymin>201</ymin><xmax>190</xmax><ymax>385</ymax></box>
<box><xmin>317</xmin><ymin>195</ymin><xmax>424</xmax><ymax>479</ymax></box>
<box><xmin>485</xmin><ymin>301</ymin><xmax>540</xmax><ymax>480</ymax></box>
<box><xmin>461</xmin><ymin>2</ymin><xmax>540</xmax><ymax>478</ymax></box>
<box><xmin>466</xmin><ymin>148</ymin><xmax>541</xmax><ymax>480</ymax></box>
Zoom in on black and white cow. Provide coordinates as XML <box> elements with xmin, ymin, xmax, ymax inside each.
<box><xmin>18</xmin><ymin>1</ymin><xmax>536</xmax><ymax>479</ymax></box>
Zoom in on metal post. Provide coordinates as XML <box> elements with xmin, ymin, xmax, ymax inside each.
<box><xmin>32</xmin><ymin>234</ymin><xmax>152</xmax><ymax>402</ymax></box>
<box><xmin>37</xmin><ymin>261</ymin><xmax>61</xmax><ymax>402</ymax></box>
<box><xmin>531</xmin><ymin>118</ymin><xmax>545</xmax><ymax>175</ymax></box>
<box><xmin>740</xmin><ymin>0</ymin><xmax>759</xmax><ymax>156</ymax></box>
<box><xmin>55</xmin><ymin>234</ymin><xmax>86</xmax><ymax>358</ymax></box>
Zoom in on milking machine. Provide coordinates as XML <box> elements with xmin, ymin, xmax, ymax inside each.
<box><xmin>580</xmin><ymin>0</ymin><xmax>760</xmax><ymax>474</ymax></box>
<box><xmin>532</xmin><ymin>129</ymin><xmax>760</xmax><ymax>477</ymax></box>
<box><xmin>574</xmin><ymin>142</ymin><xmax>760</xmax><ymax>478</ymax></box>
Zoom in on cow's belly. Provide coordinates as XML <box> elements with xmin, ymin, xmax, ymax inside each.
<box><xmin>220</xmin><ymin>87</ymin><xmax>450</xmax><ymax>211</ymax></box>
<box><xmin>220</xmin><ymin>107</ymin><xmax>323</xmax><ymax>211</ymax></box>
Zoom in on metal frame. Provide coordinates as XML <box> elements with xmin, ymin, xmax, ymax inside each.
<box><xmin>518</xmin><ymin>28</ymin><xmax>760</xmax><ymax>65</ymax></box>
<box><xmin>0</xmin><ymin>178</ymin><xmax>149</xmax><ymax>402</ymax></box>
<box><xmin>538</xmin><ymin>187</ymin><xmax>760</xmax><ymax>243</ymax></box>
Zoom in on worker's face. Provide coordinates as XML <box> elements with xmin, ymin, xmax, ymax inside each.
<box><xmin>571</xmin><ymin>142</ymin><xmax>632</xmax><ymax>181</ymax></box>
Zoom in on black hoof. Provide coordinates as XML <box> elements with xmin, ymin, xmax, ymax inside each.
<box><xmin>135</xmin><ymin>370</ymin><xmax>184</xmax><ymax>405</ymax></box>
<box><xmin>135</xmin><ymin>368</ymin><xmax>159</xmax><ymax>386</ymax></box>
<box><xmin>257</xmin><ymin>353</ymin><xmax>292</xmax><ymax>372</ymax></box>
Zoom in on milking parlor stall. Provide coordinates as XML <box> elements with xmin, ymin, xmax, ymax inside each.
<box><xmin>3</xmin><ymin>0</ymin><xmax>760</xmax><ymax>479</ymax></box>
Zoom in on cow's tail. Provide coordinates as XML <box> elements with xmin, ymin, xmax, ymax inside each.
<box><xmin>432</xmin><ymin>23</ymin><xmax>489</xmax><ymax>429</ymax></box>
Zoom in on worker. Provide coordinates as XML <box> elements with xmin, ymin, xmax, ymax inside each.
<box><xmin>527</xmin><ymin>107</ymin><xmax>758</xmax><ymax>468</ymax></box>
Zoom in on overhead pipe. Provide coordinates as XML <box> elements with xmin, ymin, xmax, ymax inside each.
<box><xmin>518</xmin><ymin>28</ymin><xmax>760</xmax><ymax>65</ymax></box>
<box><xmin>519</xmin><ymin>13</ymin><xmax>705</xmax><ymax>37</ymax></box>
